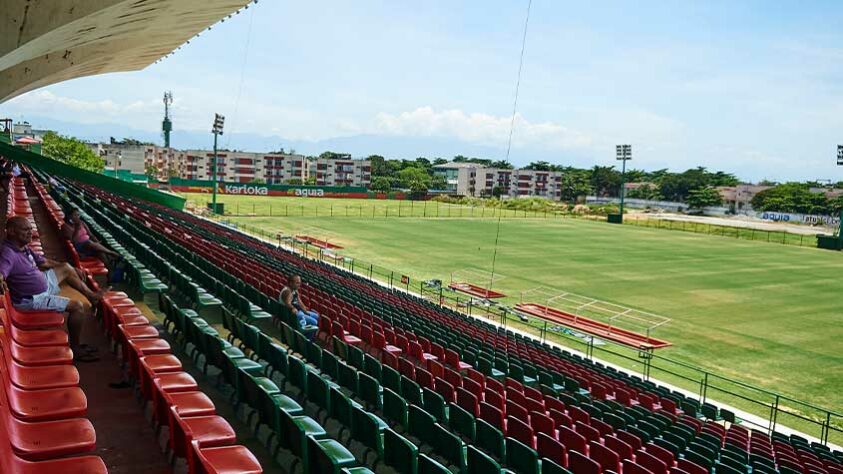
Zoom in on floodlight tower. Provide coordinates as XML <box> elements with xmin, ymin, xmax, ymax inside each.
<box><xmin>211</xmin><ymin>113</ymin><xmax>225</xmax><ymax>213</ymax></box>
<box><xmin>162</xmin><ymin>91</ymin><xmax>173</xmax><ymax>148</ymax></box>
<box><xmin>616</xmin><ymin>144</ymin><xmax>632</xmax><ymax>222</ymax></box>
<box><xmin>837</xmin><ymin>145</ymin><xmax>843</xmax><ymax>242</ymax></box>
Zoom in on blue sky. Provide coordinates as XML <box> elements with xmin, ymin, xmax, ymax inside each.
<box><xmin>3</xmin><ymin>0</ymin><xmax>843</xmax><ymax>182</ymax></box>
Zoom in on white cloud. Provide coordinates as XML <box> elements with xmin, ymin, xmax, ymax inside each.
<box><xmin>374</xmin><ymin>106</ymin><xmax>594</xmax><ymax>151</ymax></box>
<box><xmin>6</xmin><ymin>90</ymin><xmax>159</xmax><ymax>122</ymax></box>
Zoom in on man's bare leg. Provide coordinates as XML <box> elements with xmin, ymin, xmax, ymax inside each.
<box><xmin>53</xmin><ymin>262</ymin><xmax>107</xmax><ymax>302</ymax></box>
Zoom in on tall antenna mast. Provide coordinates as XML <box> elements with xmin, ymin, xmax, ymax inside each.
<box><xmin>162</xmin><ymin>91</ymin><xmax>173</xmax><ymax>148</ymax></box>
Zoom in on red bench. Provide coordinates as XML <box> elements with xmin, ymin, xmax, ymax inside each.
<box><xmin>515</xmin><ymin>303</ymin><xmax>671</xmax><ymax>349</ymax></box>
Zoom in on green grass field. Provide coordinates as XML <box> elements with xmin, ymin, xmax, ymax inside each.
<box><xmin>182</xmin><ymin>193</ymin><xmax>843</xmax><ymax>437</ymax></box>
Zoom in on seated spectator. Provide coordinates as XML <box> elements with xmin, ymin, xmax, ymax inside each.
<box><xmin>0</xmin><ymin>216</ymin><xmax>107</xmax><ymax>362</ymax></box>
<box><xmin>279</xmin><ymin>275</ymin><xmax>319</xmax><ymax>329</ymax></box>
<box><xmin>62</xmin><ymin>208</ymin><xmax>120</xmax><ymax>264</ymax></box>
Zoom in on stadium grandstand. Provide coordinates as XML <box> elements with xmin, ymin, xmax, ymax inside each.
<box><xmin>1</xmin><ymin>1</ymin><xmax>842</xmax><ymax>474</ymax></box>
<box><xmin>0</xmin><ymin>138</ymin><xmax>841</xmax><ymax>473</ymax></box>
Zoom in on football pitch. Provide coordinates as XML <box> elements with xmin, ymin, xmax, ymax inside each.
<box><xmin>182</xmin><ymin>193</ymin><xmax>843</xmax><ymax>429</ymax></box>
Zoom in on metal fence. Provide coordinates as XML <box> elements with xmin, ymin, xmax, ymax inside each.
<box><xmin>219</xmin><ymin>217</ymin><xmax>842</xmax><ymax>447</ymax></box>
<box><xmin>624</xmin><ymin>215</ymin><xmax>820</xmax><ymax>248</ymax></box>
<box><xmin>189</xmin><ymin>198</ymin><xmax>609</xmax><ymax>220</ymax></box>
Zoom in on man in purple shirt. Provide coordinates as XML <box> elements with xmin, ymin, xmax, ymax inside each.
<box><xmin>0</xmin><ymin>216</ymin><xmax>106</xmax><ymax>361</ymax></box>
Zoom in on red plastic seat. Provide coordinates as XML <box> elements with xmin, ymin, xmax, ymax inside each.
<box><xmin>605</xmin><ymin>435</ymin><xmax>634</xmax><ymax>461</ymax></box>
<box><xmin>445</xmin><ymin>349</ymin><xmax>471</xmax><ymax>371</ymax></box>
<box><xmin>507</xmin><ymin>416</ymin><xmax>536</xmax><ymax>449</ymax></box>
<box><xmin>433</xmin><ymin>377</ymin><xmax>455</xmax><ymax>403</ymax></box>
<box><xmin>6</xmin><ymin>415</ymin><xmax>96</xmax><ymax>461</ymax></box>
<box><xmin>332</xmin><ymin>321</ymin><xmax>362</xmax><ymax>346</ymax></box>
<box><xmin>636</xmin><ymin>449</ymin><xmax>669</xmax><ymax>474</ymax></box>
<box><xmin>9</xmin><ymin>342</ymin><xmax>73</xmax><ymax>366</ymax></box>
<box><xmin>190</xmin><ymin>440</ymin><xmax>263</xmax><ymax>474</ymax></box>
<box><xmin>5</xmin><ymin>382</ymin><xmax>88</xmax><ymax>422</ymax></box>
<box><xmin>645</xmin><ymin>443</ymin><xmax>675</xmax><ymax>467</ymax></box>
<box><xmin>625</xmin><ymin>459</ymin><xmax>657</xmax><ymax>474</ymax></box>
<box><xmin>168</xmin><ymin>406</ymin><xmax>237</xmax><ymax>460</ymax></box>
<box><xmin>7</xmin><ymin>308</ymin><xmax>65</xmax><ymax>331</ymax></box>
<box><xmin>138</xmin><ymin>354</ymin><xmax>184</xmax><ymax>399</ymax></box>
<box><xmin>537</xmin><ymin>432</ymin><xmax>567</xmax><ymax>468</ymax></box>
<box><xmin>0</xmin><ymin>309</ymin><xmax>68</xmax><ymax>347</ymax></box>
<box><xmin>676</xmin><ymin>459</ymin><xmax>707</xmax><ymax>474</ymax></box>
<box><xmin>163</xmin><ymin>391</ymin><xmax>217</xmax><ymax>418</ymax></box>
<box><xmin>569</xmin><ymin>450</ymin><xmax>601</xmax><ymax>474</ymax></box>
<box><xmin>590</xmin><ymin>441</ymin><xmax>621</xmax><ymax>473</ymax></box>
<box><xmin>6</xmin><ymin>359</ymin><xmax>80</xmax><ymax>390</ymax></box>
<box><xmin>559</xmin><ymin>425</ymin><xmax>589</xmax><ymax>456</ymax></box>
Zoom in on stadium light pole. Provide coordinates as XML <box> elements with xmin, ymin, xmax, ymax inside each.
<box><xmin>211</xmin><ymin>113</ymin><xmax>225</xmax><ymax>213</ymax></box>
<box><xmin>837</xmin><ymin>145</ymin><xmax>843</xmax><ymax>243</ymax></box>
<box><xmin>616</xmin><ymin>144</ymin><xmax>632</xmax><ymax>222</ymax></box>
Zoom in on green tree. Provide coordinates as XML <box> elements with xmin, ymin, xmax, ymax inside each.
<box><xmin>751</xmin><ymin>183</ymin><xmax>831</xmax><ymax>214</ymax></box>
<box><xmin>489</xmin><ymin>160</ymin><xmax>514</xmax><ymax>169</ymax></box>
<box><xmin>659</xmin><ymin>167</ymin><xmax>709</xmax><ymax>201</ymax></box>
<box><xmin>398</xmin><ymin>166</ymin><xmax>432</xmax><ymax>195</ymax></box>
<box><xmin>492</xmin><ymin>186</ymin><xmax>507</xmax><ymax>198</ymax></box>
<box><xmin>144</xmin><ymin>165</ymin><xmax>158</xmax><ymax>179</ymax></box>
<box><xmin>368</xmin><ymin>155</ymin><xmax>388</xmax><ymax>176</ymax></box>
<box><xmin>590</xmin><ymin>165</ymin><xmax>622</xmax><ymax>197</ymax></box>
<box><xmin>525</xmin><ymin>161</ymin><xmax>552</xmax><ymax>171</ymax></box>
<box><xmin>305</xmin><ymin>177</ymin><xmax>317</xmax><ymax>185</ymax></box>
<box><xmin>627</xmin><ymin>184</ymin><xmax>663</xmax><ymax>201</ymax></box>
<box><xmin>686</xmin><ymin>186</ymin><xmax>723</xmax><ymax>209</ymax></box>
<box><xmin>247</xmin><ymin>178</ymin><xmax>265</xmax><ymax>184</ymax></box>
<box><xmin>558</xmin><ymin>170</ymin><xmax>592</xmax><ymax>202</ymax></box>
<box><xmin>41</xmin><ymin>131</ymin><xmax>104</xmax><ymax>172</ymax></box>
<box><xmin>286</xmin><ymin>178</ymin><xmax>303</xmax><ymax>185</ymax></box>
<box><xmin>370</xmin><ymin>176</ymin><xmax>392</xmax><ymax>193</ymax></box>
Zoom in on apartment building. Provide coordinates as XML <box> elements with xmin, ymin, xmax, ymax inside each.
<box><xmin>130</xmin><ymin>143</ymin><xmax>370</xmax><ymax>186</ymax></box>
<box><xmin>89</xmin><ymin>142</ymin><xmax>151</xmax><ymax>173</ymax></box>
<box><xmin>434</xmin><ymin>162</ymin><xmax>563</xmax><ymax>200</ymax></box>
<box><xmin>308</xmin><ymin>157</ymin><xmax>372</xmax><ymax>187</ymax></box>
<box><xmin>152</xmin><ymin>150</ymin><xmax>309</xmax><ymax>184</ymax></box>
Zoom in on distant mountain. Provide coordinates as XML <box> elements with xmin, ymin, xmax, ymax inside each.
<box><xmin>21</xmin><ymin>115</ymin><xmax>599</xmax><ymax>168</ymax></box>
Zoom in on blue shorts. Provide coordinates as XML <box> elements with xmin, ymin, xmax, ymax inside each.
<box><xmin>74</xmin><ymin>240</ymin><xmax>97</xmax><ymax>258</ymax></box>
<box><xmin>14</xmin><ymin>269</ymin><xmax>70</xmax><ymax>312</ymax></box>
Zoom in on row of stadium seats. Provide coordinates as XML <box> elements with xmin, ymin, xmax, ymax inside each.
<box><xmin>0</xmin><ymin>175</ymin><xmax>106</xmax><ymax>473</ymax></box>
<box><xmin>49</xmin><ymin>173</ymin><xmax>843</xmax><ymax>474</ymax></box>
<box><xmin>24</xmin><ymin>170</ymin><xmax>264</xmax><ymax>473</ymax></box>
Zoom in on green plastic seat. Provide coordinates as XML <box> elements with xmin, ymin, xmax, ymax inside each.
<box><xmin>408</xmin><ymin>404</ymin><xmax>437</xmax><ymax>448</ymax></box>
<box><xmin>308</xmin><ymin>436</ymin><xmax>358</xmax><ymax>474</ymax></box>
<box><xmin>338</xmin><ymin>362</ymin><xmax>360</xmax><ymax>393</ymax></box>
<box><xmin>351</xmin><ymin>406</ymin><xmax>384</xmax><ymax>455</ymax></box>
<box><xmin>418</xmin><ymin>453</ymin><xmax>451</xmax><ymax>474</ymax></box>
<box><xmin>322</xmin><ymin>350</ymin><xmax>340</xmax><ymax>381</ymax></box>
<box><xmin>466</xmin><ymin>445</ymin><xmax>501</xmax><ymax>474</ymax></box>
<box><xmin>422</xmin><ymin>388</ymin><xmax>448</xmax><ymax>424</ymax></box>
<box><xmin>287</xmin><ymin>356</ymin><xmax>311</xmax><ymax>400</ymax></box>
<box><xmin>476</xmin><ymin>419</ymin><xmax>505</xmax><ymax>461</ymax></box>
<box><xmin>449</xmin><ymin>404</ymin><xmax>476</xmax><ymax>441</ymax></box>
<box><xmin>278</xmin><ymin>412</ymin><xmax>327</xmax><ymax>461</ymax></box>
<box><xmin>382</xmin><ymin>388</ymin><xmax>408</xmax><ymax>430</ymax></box>
<box><xmin>330</xmin><ymin>387</ymin><xmax>360</xmax><ymax>432</ymax></box>
<box><xmin>353</xmin><ymin>372</ymin><xmax>377</xmax><ymax>408</ymax></box>
<box><xmin>383</xmin><ymin>428</ymin><xmax>418</xmax><ymax>474</ymax></box>
<box><xmin>363</xmin><ymin>354</ymin><xmax>382</xmax><ymax>381</ymax></box>
<box><xmin>401</xmin><ymin>376</ymin><xmax>422</xmax><ymax>407</ymax></box>
<box><xmin>432</xmin><ymin>423</ymin><xmax>465</xmax><ymax>471</ymax></box>
<box><xmin>541</xmin><ymin>458</ymin><xmax>573</xmax><ymax>474</ymax></box>
<box><xmin>382</xmin><ymin>366</ymin><xmax>401</xmax><ymax>393</ymax></box>
<box><xmin>477</xmin><ymin>357</ymin><xmax>505</xmax><ymax>380</ymax></box>
<box><xmin>347</xmin><ymin>344</ymin><xmax>365</xmax><ymax>370</ymax></box>
<box><xmin>306</xmin><ymin>371</ymin><xmax>332</xmax><ymax>419</ymax></box>
<box><xmin>506</xmin><ymin>437</ymin><xmax>539</xmax><ymax>474</ymax></box>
